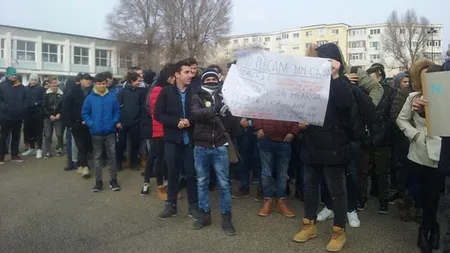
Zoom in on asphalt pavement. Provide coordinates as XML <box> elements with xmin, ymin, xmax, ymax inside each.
<box><xmin>0</xmin><ymin>154</ymin><xmax>440</xmax><ymax>253</ymax></box>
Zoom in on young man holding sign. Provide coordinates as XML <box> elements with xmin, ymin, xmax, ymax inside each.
<box><xmin>293</xmin><ymin>43</ymin><xmax>353</xmax><ymax>252</ymax></box>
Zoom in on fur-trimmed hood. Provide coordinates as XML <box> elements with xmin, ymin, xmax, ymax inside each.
<box><xmin>409</xmin><ymin>59</ymin><xmax>433</xmax><ymax>91</ymax></box>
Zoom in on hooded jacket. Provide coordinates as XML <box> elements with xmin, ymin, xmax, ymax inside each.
<box><xmin>25</xmin><ymin>83</ymin><xmax>45</xmax><ymax>116</ymax></box>
<box><xmin>301</xmin><ymin>43</ymin><xmax>354</xmax><ymax>165</ymax></box>
<box><xmin>148</xmin><ymin>74</ymin><xmax>171</xmax><ymax>138</ymax></box>
<box><xmin>63</xmin><ymin>84</ymin><xmax>92</xmax><ymax>129</ymax></box>
<box><xmin>0</xmin><ymin>78</ymin><xmax>28</xmax><ymax>121</ymax></box>
<box><xmin>81</xmin><ymin>88</ymin><xmax>120</xmax><ymax>136</ymax></box>
<box><xmin>117</xmin><ymin>83</ymin><xmax>147</xmax><ymax>127</ymax></box>
<box><xmin>43</xmin><ymin>88</ymin><xmax>63</xmax><ymax>117</ymax></box>
<box><xmin>389</xmin><ymin>73</ymin><xmax>413</xmax><ymax>146</ymax></box>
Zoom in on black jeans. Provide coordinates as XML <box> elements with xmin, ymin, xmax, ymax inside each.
<box><xmin>72</xmin><ymin>127</ymin><xmax>92</xmax><ymax>167</ymax></box>
<box><xmin>304</xmin><ymin>163</ymin><xmax>347</xmax><ymax>228</ymax></box>
<box><xmin>165</xmin><ymin>142</ymin><xmax>197</xmax><ymax>206</ymax></box>
<box><xmin>412</xmin><ymin>162</ymin><xmax>444</xmax><ymax>231</ymax></box>
<box><xmin>144</xmin><ymin>137</ymin><xmax>167</xmax><ymax>185</ymax></box>
<box><xmin>24</xmin><ymin>116</ymin><xmax>43</xmax><ymax>149</ymax></box>
<box><xmin>359</xmin><ymin>146</ymin><xmax>390</xmax><ymax>200</ymax></box>
<box><xmin>0</xmin><ymin>119</ymin><xmax>22</xmax><ymax>158</ymax></box>
<box><xmin>393</xmin><ymin>143</ymin><xmax>410</xmax><ymax>196</ymax></box>
<box><xmin>116</xmin><ymin>125</ymin><xmax>140</xmax><ymax>168</ymax></box>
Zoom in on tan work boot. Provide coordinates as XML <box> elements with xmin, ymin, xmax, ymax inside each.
<box><xmin>77</xmin><ymin>166</ymin><xmax>83</xmax><ymax>174</ymax></box>
<box><xmin>293</xmin><ymin>218</ymin><xmax>318</xmax><ymax>243</ymax></box>
<box><xmin>326</xmin><ymin>226</ymin><xmax>347</xmax><ymax>252</ymax></box>
<box><xmin>157</xmin><ymin>185</ymin><xmax>168</xmax><ymax>200</ymax></box>
<box><xmin>276</xmin><ymin>198</ymin><xmax>296</xmax><ymax>218</ymax></box>
<box><xmin>139</xmin><ymin>154</ymin><xmax>146</xmax><ymax>167</ymax></box>
<box><xmin>258</xmin><ymin>198</ymin><xmax>273</xmax><ymax>217</ymax></box>
<box><xmin>81</xmin><ymin>167</ymin><xmax>91</xmax><ymax>179</ymax></box>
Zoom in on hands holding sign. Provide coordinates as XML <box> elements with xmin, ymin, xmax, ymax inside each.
<box><xmin>329</xmin><ymin>59</ymin><xmax>341</xmax><ymax>80</ymax></box>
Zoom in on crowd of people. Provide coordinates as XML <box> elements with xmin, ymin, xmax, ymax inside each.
<box><xmin>1</xmin><ymin>43</ymin><xmax>450</xmax><ymax>253</ymax></box>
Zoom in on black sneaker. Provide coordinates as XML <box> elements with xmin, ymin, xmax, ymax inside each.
<box><xmin>221</xmin><ymin>212</ymin><xmax>236</xmax><ymax>236</ymax></box>
<box><xmin>92</xmin><ymin>180</ymin><xmax>103</xmax><ymax>192</ymax></box>
<box><xmin>388</xmin><ymin>191</ymin><xmax>400</xmax><ymax>204</ymax></box>
<box><xmin>191</xmin><ymin>211</ymin><xmax>212</xmax><ymax>230</ymax></box>
<box><xmin>158</xmin><ymin>203</ymin><xmax>177</xmax><ymax>220</ymax></box>
<box><xmin>140</xmin><ymin>183</ymin><xmax>150</xmax><ymax>196</ymax></box>
<box><xmin>232</xmin><ymin>188</ymin><xmax>250</xmax><ymax>199</ymax></box>
<box><xmin>188</xmin><ymin>204</ymin><xmax>201</xmax><ymax>221</ymax></box>
<box><xmin>357</xmin><ymin>198</ymin><xmax>367</xmax><ymax>211</ymax></box>
<box><xmin>254</xmin><ymin>188</ymin><xmax>264</xmax><ymax>202</ymax></box>
<box><xmin>109</xmin><ymin>180</ymin><xmax>121</xmax><ymax>191</ymax></box>
<box><xmin>378</xmin><ymin>199</ymin><xmax>389</xmax><ymax>214</ymax></box>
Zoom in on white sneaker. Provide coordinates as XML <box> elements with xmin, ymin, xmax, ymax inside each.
<box><xmin>347</xmin><ymin>211</ymin><xmax>361</xmax><ymax>228</ymax></box>
<box><xmin>21</xmin><ymin>148</ymin><xmax>35</xmax><ymax>156</ymax></box>
<box><xmin>36</xmin><ymin>149</ymin><xmax>43</xmax><ymax>159</ymax></box>
<box><xmin>317</xmin><ymin>207</ymin><xmax>334</xmax><ymax>222</ymax></box>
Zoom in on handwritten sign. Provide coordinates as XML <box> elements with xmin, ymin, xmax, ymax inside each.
<box><xmin>423</xmin><ymin>71</ymin><xmax>450</xmax><ymax>136</ymax></box>
<box><xmin>222</xmin><ymin>50</ymin><xmax>331</xmax><ymax>126</ymax></box>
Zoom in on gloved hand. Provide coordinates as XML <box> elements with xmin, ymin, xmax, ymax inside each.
<box><xmin>215</xmin><ymin>102</ymin><xmax>225</xmax><ymax>113</ymax></box>
<box><xmin>219</xmin><ymin>104</ymin><xmax>229</xmax><ymax>116</ymax></box>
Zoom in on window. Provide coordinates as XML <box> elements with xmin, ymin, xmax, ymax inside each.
<box><xmin>370</xmin><ymin>54</ymin><xmax>381</xmax><ymax>60</ymax></box>
<box><xmin>349</xmin><ymin>29</ymin><xmax>365</xmax><ymax>36</ymax></box>
<box><xmin>427</xmin><ymin>40</ymin><xmax>441</xmax><ymax>47</ymax></box>
<box><xmin>305</xmin><ymin>31</ymin><xmax>312</xmax><ymax>36</ymax></box>
<box><xmin>0</xmin><ymin>39</ymin><xmax>4</xmax><ymax>59</ymax></box>
<box><xmin>348</xmin><ymin>40</ymin><xmax>365</xmax><ymax>48</ymax></box>
<box><xmin>305</xmin><ymin>43</ymin><xmax>312</xmax><ymax>49</ymax></box>
<box><xmin>370</xmin><ymin>29</ymin><xmax>381</xmax><ymax>35</ymax></box>
<box><xmin>252</xmin><ymin>37</ymin><xmax>258</xmax><ymax>42</ymax></box>
<box><xmin>276</xmin><ymin>36</ymin><xmax>281</xmax><ymax>41</ymax></box>
<box><xmin>370</xmin><ymin>41</ymin><xmax>380</xmax><ymax>48</ymax></box>
<box><xmin>264</xmin><ymin>37</ymin><xmax>270</xmax><ymax>42</ymax></box>
<box><xmin>317</xmin><ymin>28</ymin><xmax>326</xmax><ymax>36</ymax></box>
<box><xmin>233</xmin><ymin>39</ymin><xmax>238</xmax><ymax>44</ymax></box>
<box><xmin>119</xmin><ymin>55</ymin><xmax>133</xmax><ymax>68</ymax></box>
<box><xmin>332</xmin><ymin>29</ymin><xmax>339</xmax><ymax>35</ymax></box>
<box><xmin>95</xmin><ymin>49</ymin><xmax>111</xmax><ymax>67</ymax></box>
<box><xmin>293</xmin><ymin>33</ymin><xmax>299</xmax><ymax>38</ymax></box>
<box><xmin>42</xmin><ymin>43</ymin><xmax>58</xmax><ymax>63</ymax></box>
<box><xmin>282</xmin><ymin>33</ymin><xmax>289</xmax><ymax>39</ymax></box>
<box><xmin>73</xmin><ymin>46</ymin><xmax>89</xmax><ymax>65</ymax></box>
<box><xmin>317</xmin><ymin>40</ymin><xmax>328</xmax><ymax>46</ymax></box>
<box><xmin>293</xmin><ymin>46</ymin><xmax>300</xmax><ymax>50</ymax></box>
<box><xmin>423</xmin><ymin>53</ymin><xmax>441</xmax><ymax>60</ymax></box>
<box><xmin>16</xmin><ymin>40</ymin><xmax>35</xmax><ymax>61</ymax></box>
<box><xmin>243</xmin><ymin>38</ymin><xmax>249</xmax><ymax>43</ymax></box>
<box><xmin>350</xmin><ymin>53</ymin><xmax>365</xmax><ymax>60</ymax></box>
<box><xmin>60</xmin><ymin>45</ymin><xmax>64</xmax><ymax>63</ymax></box>
<box><xmin>400</xmin><ymin>28</ymin><xmax>406</xmax><ymax>34</ymax></box>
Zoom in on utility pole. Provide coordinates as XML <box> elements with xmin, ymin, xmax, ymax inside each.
<box><xmin>428</xmin><ymin>27</ymin><xmax>437</xmax><ymax>62</ymax></box>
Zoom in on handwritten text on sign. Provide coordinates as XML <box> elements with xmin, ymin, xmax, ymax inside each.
<box><xmin>222</xmin><ymin>50</ymin><xmax>331</xmax><ymax>126</ymax></box>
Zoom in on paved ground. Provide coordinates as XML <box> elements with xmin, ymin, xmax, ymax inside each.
<box><xmin>0</xmin><ymin>153</ymin><xmax>442</xmax><ymax>253</ymax></box>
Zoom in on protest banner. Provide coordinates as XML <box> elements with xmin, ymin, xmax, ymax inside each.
<box><xmin>423</xmin><ymin>71</ymin><xmax>450</xmax><ymax>136</ymax></box>
<box><xmin>222</xmin><ymin>50</ymin><xmax>332</xmax><ymax>126</ymax></box>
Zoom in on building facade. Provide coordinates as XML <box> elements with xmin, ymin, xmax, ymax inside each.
<box><xmin>0</xmin><ymin>25</ymin><xmax>136</xmax><ymax>84</ymax></box>
<box><xmin>221</xmin><ymin>23</ymin><xmax>444</xmax><ymax>77</ymax></box>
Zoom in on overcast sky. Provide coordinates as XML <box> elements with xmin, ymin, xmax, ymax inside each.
<box><xmin>0</xmin><ymin>0</ymin><xmax>448</xmax><ymax>50</ymax></box>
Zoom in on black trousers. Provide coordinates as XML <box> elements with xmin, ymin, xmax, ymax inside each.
<box><xmin>72</xmin><ymin>127</ymin><xmax>92</xmax><ymax>167</ymax></box>
<box><xmin>23</xmin><ymin>115</ymin><xmax>44</xmax><ymax>149</ymax></box>
<box><xmin>116</xmin><ymin>124</ymin><xmax>140</xmax><ymax>168</ymax></box>
<box><xmin>144</xmin><ymin>137</ymin><xmax>167</xmax><ymax>185</ymax></box>
<box><xmin>0</xmin><ymin>119</ymin><xmax>23</xmax><ymax>158</ymax></box>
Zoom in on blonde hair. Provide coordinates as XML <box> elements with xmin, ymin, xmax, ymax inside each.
<box><xmin>409</xmin><ymin>59</ymin><xmax>433</xmax><ymax>91</ymax></box>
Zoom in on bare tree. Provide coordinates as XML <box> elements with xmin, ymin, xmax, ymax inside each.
<box><xmin>106</xmin><ymin>0</ymin><xmax>163</xmax><ymax>69</ymax></box>
<box><xmin>381</xmin><ymin>9</ymin><xmax>432</xmax><ymax>71</ymax></box>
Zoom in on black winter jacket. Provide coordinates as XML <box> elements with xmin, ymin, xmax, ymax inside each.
<box><xmin>140</xmin><ymin>86</ymin><xmax>152</xmax><ymax>139</ymax></box>
<box><xmin>370</xmin><ymin>82</ymin><xmax>395</xmax><ymax>147</ymax></box>
<box><xmin>25</xmin><ymin>84</ymin><xmax>45</xmax><ymax>116</ymax></box>
<box><xmin>43</xmin><ymin>88</ymin><xmax>63</xmax><ymax>117</ymax></box>
<box><xmin>117</xmin><ymin>84</ymin><xmax>147</xmax><ymax>128</ymax></box>
<box><xmin>190</xmin><ymin>88</ymin><xmax>240</xmax><ymax>147</ymax></box>
<box><xmin>301</xmin><ymin>43</ymin><xmax>354</xmax><ymax>165</ymax></box>
<box><xmin>0</xmin><ymin>80</ymin><xmax>28</xmax><ymax>121</ymax></box>
<box><xmin>63</xmin><ymin>85</ymin><xmax>92</xmax><ymax>129</ymax></box>
<box><xmin>155</xmin><ymin>85</ymin><xmax>194</xmax><ymax>144</ymax></box>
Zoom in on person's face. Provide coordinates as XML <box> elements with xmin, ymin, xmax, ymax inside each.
<box><xmin>132</xmin><ymin>76</ymin><xmax>143</xmax><ymax>87</ymax></box>
<box><xmin>369</xmin><ymin>73</ymin><xmax>382</xmax><ymax>82</ymax></box>
<box><xmin>8</xmin><ymin>75</ymin><xmax>17</xmax><ymax>82</ymax></box>
<box><xmin>420</xmin><ymin>68</ymin><xmax>428</xmax><ymax>88</ymax></box>
<box><xmin>106</xmin><ymin>78</ymin><xmax>113</xmax><ymax>87</ymax></box>
<box><xmin>204</xmin><ymin>77</ymin><xmax>218</xmax><ymax>84</ymax></box>
<box><xmin>80</xmin><ymin>79</ymin><xmax>91</xmax><ymax>87</ymax></box>
<box><xmin>176</xmin><ymin>66</ymin><xmax>194</xmax><ymax>85</ymax></box>
<box><xmin>190</xmin><ymin>64</ymin><xmax>197</xmax><ymax>76</ymax></box>
<box><xmin>50</xmin><ymin>80</ymin><xmax>58</xmax><ymax>91</ymax></box>
<box><xmin>167</xmin><ymin>76</ymin><xmax>175</xmax><ymax>85</ymax></box>
<box><xmin>135</xmin><ymin>70</ymin><xmax>143</xmax><ymax>79</ymax></box>
<box><xmin>399</xmin><ymin>77</ymin><xmax>410</xmax><ymax>88</ymax></box>
<box><xmin>29</xmin><ymin>79</ymin><xmax>37</xmax><ymax>86</ymax></box>
<box><xmin>95</xmin><ymin>80</ymin><xmax>107</xmax><ymax>93</ymax></box>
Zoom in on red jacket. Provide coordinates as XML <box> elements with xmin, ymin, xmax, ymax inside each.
<box><xmin>253</xmin><ymin>119</ymin><xmax>300</xmax><ymax>142</ymax></box>
<box><xmin>150</xmin><ymin>86</ymin><xmax>164</xmax><ymax>138</ymax></box>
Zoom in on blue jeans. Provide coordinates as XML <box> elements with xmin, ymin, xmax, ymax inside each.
<box><xmin>237</xmin><ymin>129</ymin><xmax>261</xmax><ymax>189</ymax></box>
<box><xmin>258</xmin><ymin>137</ymin><xmax>291</xmax><ymax>198</ymax></box>
<box><xmin>322</xmin><ymin>142</ymin><xmax>361</xmax><ymax>212</ymax></box>
<box><xmin>194</xmin><ymin>145</ymin><xmax>231</xmax><ymax>213</ymax></box>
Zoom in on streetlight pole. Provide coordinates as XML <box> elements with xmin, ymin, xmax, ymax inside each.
<box><xmin>428</xmin><ymin>27</ymin><xmax>437</xmax><ymax>62</ymax></box>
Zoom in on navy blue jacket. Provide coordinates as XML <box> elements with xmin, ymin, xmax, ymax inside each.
<box><xmin>26</xmin><ymin>84</ymin><xmax>45</xmax><ymax>116</ymax></box>
<box><xmin>81</xmin><ymin>88</ymin><xmax>120</xmax><ymax>136</ymax></box>
<box><xmin>0</xmin><ymin>79</ymin><xmax>28</xmax><ymax>121</ymax></box>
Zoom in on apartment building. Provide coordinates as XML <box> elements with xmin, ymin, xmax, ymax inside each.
<box><xmin>0</xmin><ymin>25</ymin><xmax>137</xmax><ymax>84</ymax></box>
<box><xmin>347</xmin><ymin>23</ymin><xmax>444</xmax><ymax>76</ymax></box>
<box><xmin>300</xmin><ymin>23</ymin><xmax>349</xmax><ymax>58</ymax></box>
